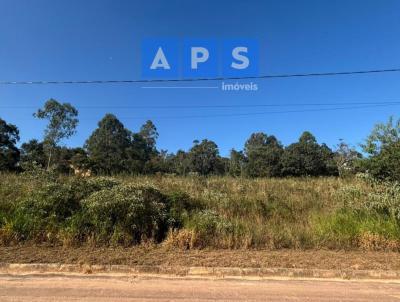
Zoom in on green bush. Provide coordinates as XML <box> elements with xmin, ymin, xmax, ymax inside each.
<box><xmin>1</xmin><ymin>174</ymin><xmax>400</xmax><ymax>250</ymax></box>
<box><xmin>166</xmin><ymin>191</ymin><xmax>203</xmax><ymax>228</ymax></box>
<box><xmin>82</xmin><ymin>184</ymin><xmax>170</xmax><ymax>244</ymax></box>
<box><xmin>85</xmin><ymin>177</ymin><xmax>121</xmax><ymax>192</ymax></box>
<box><xmin>365</xmin><ymin>182</ymin><xmax>400</xmax><ymax>220</ymax></box>
<box><xmin>11</xmin><ymin>180</ymin><xmax>85</xmax><ymax>241</ymax></box>
<box><xmin>185</xmin><ymin>210</ymin><xmax>236</xmax><ymax>248</ymax></box>
<box><xmin>0</xmin><ymin>176</ymin><xmax>123</xmax><ymax>243</ymax></box>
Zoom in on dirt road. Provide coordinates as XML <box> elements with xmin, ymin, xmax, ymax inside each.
<box><xmin>0</xmin><ymin>275</ymin><xmax>400</xmax><ymax>301</ymax></box>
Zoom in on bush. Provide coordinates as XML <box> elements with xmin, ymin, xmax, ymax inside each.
<box><xmin>10</xmin><ymin>179</ymin><xmax>86</xmax><ymax>241</ymax></box>
<box><xmin>1</xmin><ymin>174</ymin><xmax>400</xmax><ymax>250</ymax></box>
<box><xmin>185</xmin><ymin>210</ymin><xmax>237</xmax><ymax>248</ymax></box>
<box><xmin>0</xmin><ymin>176</ymin><xmax>123</xmax><ymax>244</ymax></box>
<box><xmin>166</xmin><ymin>191</ymin><xmax>203</xmax><ymax>228</ymax></box>
<box><xmin>365</xmin><ymin>182</ymin><xmax>400</xmax><ymax>220</ymax></box>
<box><xmin>82</xmin><ymin>184</ymin><xmax>170</xmax><ymax>244</ymax></box>
<box><xmin>85</xmin><ymin>177</ymin><xmax>121</xmax><ymax>191</ymax></box>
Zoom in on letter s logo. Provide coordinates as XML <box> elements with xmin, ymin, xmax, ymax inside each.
<box><xmin>231</xmin><ymin>47</ymin><xmax>250</xmax><ymax>70</ymax></box>
<box><xmin>223</xmin><ymin>39</ymin><xmax>259</xmax><ymax>77</ymax></box>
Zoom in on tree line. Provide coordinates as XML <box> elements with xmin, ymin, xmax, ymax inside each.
<box><xmin>1</xmin><ymin>99</ymin><xmax>399</xmax><ymax>180</ymax></box>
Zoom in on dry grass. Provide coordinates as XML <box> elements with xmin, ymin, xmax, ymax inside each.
<box><xmin>1</xmin><ymin>173</ymin><xmax>399</xmax><ymax>250</ymax></box>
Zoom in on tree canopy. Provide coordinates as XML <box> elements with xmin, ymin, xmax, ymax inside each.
<box><xmin>34</xmin><ymin>99</ymin><xmax>79</xmax><ymax>169</ymax></box>
<box><xmin>0</xmin><ymin>118</ymin><xmax>20</xmax><ymax>171</ymax></box>
<box><xmin>6</xmin><ymin>100</ymin><xmax>400</xmax><ymax>181</ymax></box>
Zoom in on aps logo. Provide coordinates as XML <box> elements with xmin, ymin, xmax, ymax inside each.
<box><xmin>142</xmin><ymin>38</ymin><xmax>259</xmax><ymax>79</ymax></box>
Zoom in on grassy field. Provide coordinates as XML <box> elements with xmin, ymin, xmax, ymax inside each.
<box><xmin>1</xmin><ymin>172</ymin><xmax>400</xmax><ymax>251</ymax></box>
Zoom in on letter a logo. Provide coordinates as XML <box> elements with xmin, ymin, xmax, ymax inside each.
<box><xmin>150</xmin><ymin>47</ymin><xmax>171</xmax><ymax>70</ymax></box>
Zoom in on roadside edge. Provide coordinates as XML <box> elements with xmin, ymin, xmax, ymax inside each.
<box><xmin>1</xmin><ymin>263</ymin><xmax>400</xmax><ymax>281</ymax></box>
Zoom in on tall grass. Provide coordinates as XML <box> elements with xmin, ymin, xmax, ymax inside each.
<box><xmin>1</xmin><ymin>172</ymin><xmax>399</xmax><ymax>250</ymax></box>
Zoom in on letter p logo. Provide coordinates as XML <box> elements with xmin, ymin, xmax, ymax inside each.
<box><xmin>183</xmin><ymin>39</ymin><xmax>218</xmax><ymax>78</ymax></box>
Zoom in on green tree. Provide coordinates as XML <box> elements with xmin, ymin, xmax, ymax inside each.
<box><xmin>52</xmin><ymin>147</ymin><xmax>90</xmax><ymax>174</ymax></box>
<box><xmin>133</xmin><ymin>120</ymin><xmax>160</xmax><ymax>173</ymax></box>
<box><xmin>85</xmin><ymin>114</ymin><xmax>132</xmax><ymax>174</ymax></box>
<box><xmin>281</xmin><ymin>131</ymin><xmax>335</xmax><ymax>176</ymax></box>
<box><xmin>229</xmin><ymin>149</ymin><xmax>246</xmax><ymax>177</ymax></box>
<box><xmin>170</xmin><ymin>150</ymin><xmax>191</xmax><ymax>175</ymax></box>
<box><xmin>365</xmin><ymin>141</ymin><xmax>400</xmax><ymax>181</ymax></box>
<box><xmin>139</xmin><ymin>120</ymin><xmax>158</xmax><ymax>151</ymax></box>
<box><xmin>0</xmin><ymin>118</ymin><xmax>20</xmax><ymax>171</ymax></box>
<box><xmin>126</xmin><ymin>132</ymin><xmax>154</xmax><ymax>173</ymax></box>
<box><xmin>362</xmin><ymin>116</ymin><xmax>400</xmax><ymax>156</ymax></box>
<box><xmin>244</xmin><ymin>133</ymin><xmax>283</xmax><ymax>177</ymax></box>
<box><xmin>362</xmin><ymin>116</ymin><xmax>400</xmax><ymax>181</ymax></box>
<box><xmin>86</xmin><ymin>115</ymin><xmax>160</xmax><ymax>175</ymax></box>
<box><xmin>34</xmin><ymin>99</ymin><xmax>78</xmax><ymax>169</ymax></box>
<box><xmin>20</xmin><ymin>139</ymin><xmax>46</xmax><ymax>168</ymax></box>
<box><xmin>334</xmin><ymin>140</ymin><xmax>362</xmax><ymax>177</ymax></box>
<box><xmin>69</xmin><ymin>148</ymin><xmax>90</xmax><ymax>171</ymax></box>
<box><xmin>188</xmin><ymin>139</ymin><xmax>221</xmax><ymax>175</ymax></box>
<box><xmin>143</xmin><ymin>150</ymin><xmax>174</xmax><ymax>174</ymax></box>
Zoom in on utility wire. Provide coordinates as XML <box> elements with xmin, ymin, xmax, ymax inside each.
<box><xmin>5</xmin><ymin>103</ymin><xmax>398</xmax><ymax>120</ymax></box>
<box><xmin>2</xmin><ymin>101</ymin><xmax>400</xmax><ymax>109</ymax></box>
<box><xmin>0</xmin><ymin>68</ymin><xmax>400</xmax><ymax>85</ymax></box>
<box><xmin>94</xmin><ymin>103</ymin><xmax>400</xmax><ymax>120</ymax></box>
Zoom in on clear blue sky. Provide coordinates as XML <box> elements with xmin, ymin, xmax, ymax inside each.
<box><xmin>1</xmin><ymin>0</ymin><xmax>399</xmax><ymax>156</ymax></box>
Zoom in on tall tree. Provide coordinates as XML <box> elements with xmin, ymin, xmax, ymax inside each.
<box><xmin>20</xmin><ymin>139</ymin><xmax>47</xmax><ymax>168</ymax></box>
<box><xmin>85</xmin><ymin>114</ymin><xmax>132</xmax><ymax>174</ymax></box>
<box><xmin>334</xmin><ymin>140</ymin><xmax>362</xmax><ymax>177</ymax></box>
<box><xmin>366</xmin><ymin>141</ymin><xmax>400</xmax><ymax>181</ymax></box>
<box><xmin>139</xmin><ymin>120</ymin><xmax>159</xmax><ymax>151</ymax></box>
<box><xmin>171</xmin><ymin>150</ymin><xmax>191</xmax><ymax>175</ymax></box>
<box><xmin>281</xmin><ymin>131</ymin><xmax>335</xmax><ymax>176</ymax></box>
<box><xmin>362</xmin><ymin>116</ymin><xmax>400</xmax><ymax>156</ymax></box>
<box><xmin>361</xmin><ymin>116</ymin><xmax>400</xmax><ymax>181</ymax></box>
<box><xmin>244</xmin><ymin>133</ymin><xmax>283</xmax><ymax>177</ymax></box>
<box><xmin>188</xmin><ymin>139</ymin><xmax>221</xmax><ymax>175</ymax></box>
<box><xmin>34</xmin><ymin>99</ymin><xmax>78</xmax><ymax>169</ymax></box>
<box><xmin>0</xmin><ymin>118</ymin><xmax>20</xmax><ymax>171</ymax></box>
<box><xmin>229</xmin><ymin>149</ymin><xmax>246</xmax><ymax>177</ymax></box>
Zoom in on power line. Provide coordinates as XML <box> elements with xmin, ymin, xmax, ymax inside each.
<box><xmin>0</xmin><ymin>68</ymin><xmax>400</xmax><ymax>85</ymax></box>
<box><xmin>92</xmin><ymin>103</ymin><xmax>400</xmax><ymax>120</ymax></box>
<box><xmin>4</xmin><ymin>103</ymin><xmax>398</xmax><ymax>121</ymax></box>
<box><xmin>2</xmin><ymin>100</ymin><xmax>400</xmax><ymax>109</ymax></box>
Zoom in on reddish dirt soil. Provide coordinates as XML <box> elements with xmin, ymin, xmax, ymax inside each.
<box><xmin>1</xmin><ymin>245</ymin><xmax>400</xmax><ymax>270</ymax></box>
<box><xmin>1</xmin><ymin>275</ymin><xmax>400</xmax><ymax>302</ymax></box>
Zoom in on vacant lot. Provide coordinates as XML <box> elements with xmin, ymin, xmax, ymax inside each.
<box><xmin>1</xmin><ymin>173</ymin><xmax>400</xmax><ymax>251</ymax></box>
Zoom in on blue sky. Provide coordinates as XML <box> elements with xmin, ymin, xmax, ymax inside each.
<box><xmin>0</xmin><ymin>0</ymin><xmax>399</xmax><ymax>156</ymax></box>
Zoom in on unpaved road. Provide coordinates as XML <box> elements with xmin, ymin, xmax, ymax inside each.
<box><xmin>1</xmin><ymin>275</ymin><xmax>400</xmax><ymax>301</ymax></box>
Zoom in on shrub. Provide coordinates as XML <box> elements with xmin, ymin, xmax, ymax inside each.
<box><xmin>11</xmin><ymin>180</ymin><xmax>85</xmax><ymax>241</ymax></box>
<box><xmin>166</xmin><ymin>191</ymin><xmax>203</xmax><ymax>228</ymax></box>
<box><xmin>82</xmin><ymin>184</ymin><xmax>170</xmax><ymax>244</ymax></box>
<box><xmin>0</xmin><ymin>176</ymin><xmax>123</xmax><ymax>244</ymax></box>
<box><xmin>185</xmin><ymin>210</ymin><xmax>236</xmax><ymax>248</ymax></box>
<box><xmin>85</xmin><ymin>177</ymin><xmax>121</xmax><ymax>191</ymax></box>
<box><xmin>364</xmin><ymin>182</ymin><xmax>400</xmax><ymax>220</ymax></box>
<box><xmin>2</xmin><ymin>174</ymin><xmax>400</xmax><ymax>250</ymax></box>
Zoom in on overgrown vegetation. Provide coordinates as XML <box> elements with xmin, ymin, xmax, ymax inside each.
<box><xmin>1</xmin><ymin>172</ymin><xmax>400</xmax><ymax>251</ymax></box>
<box><xmin>1</xmin><ymin>100</ymin><xmax>400</xmax><ymax>251</ymax></box>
